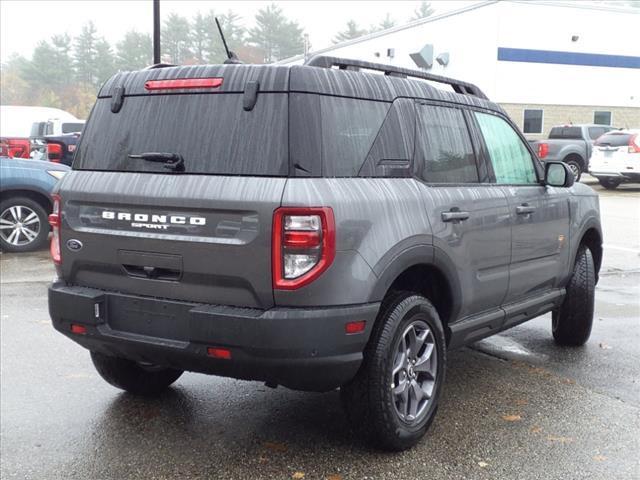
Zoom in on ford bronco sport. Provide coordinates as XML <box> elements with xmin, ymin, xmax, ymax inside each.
<box><xmin>48</xmin><ymin>56</ymin><xmax>602</xmax><ymax>451</ymax></box>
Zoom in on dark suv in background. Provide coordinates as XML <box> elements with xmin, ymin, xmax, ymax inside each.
<box><xmin>48</xmin><ymin>57</ymin><xmax>602</xmax><ymax>451</ymax></box>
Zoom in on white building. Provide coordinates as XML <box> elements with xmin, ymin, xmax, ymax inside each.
<box><xmin>281</xmin><ymin>0</ymin><xmax>640</xmax><ymax>138</ymax></box>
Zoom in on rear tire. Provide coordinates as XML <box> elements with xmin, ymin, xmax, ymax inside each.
<box><xmin>552</xmin><ymin>246</ymin><xmax>595</xmax><ymax>346</ymax></box>
<box><xmin>341</xmin><ymin>292</ymin><xmax>446</xmax><ymax>451</ymax></box>
<box><xmin>598</xmin><ymin>178</ymin><xmax>621</xmax><ymax>190</ymax></box>
<box><xmin>91</xmin><ymin>351</ymin><xmax>183</xmax><ymax>396</ymax></box>
<box><xmin>0</xmin><ymin>197</ymin><xmax>49</xmax><ymax>252</ymax></box>
<box><xmin>565</xmin><ymin>159</ymin><xmax>582</xmax><ymax>181</ymax></box>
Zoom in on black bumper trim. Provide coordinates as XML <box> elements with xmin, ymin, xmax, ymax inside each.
<box><xmin>49</xmin><ymin>282</ymin><xmax>380</xmax><ymax>391</ymax></box>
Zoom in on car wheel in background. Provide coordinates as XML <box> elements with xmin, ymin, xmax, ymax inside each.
<box><xmin>565</xmin><ymin>159</ymin><xmax>582</xmax><ymax>181</ymax></box>
<box><xmin>598</xmin><ymin>178</ymin><xmax>621</xmax><ymax>190</ymax></box>
<box><xmin>552</xmin><ymin>246</ymin><xmax>595</xmax><ymax>346</ymax></box>
<box><xmin>0</xmin><ymin>197</ymin><xmax>49</xmax><ymax>252</ymax></box>
<box><xmin>341</xmin><ymin>292</ymin><xmax>446</xmax><ymax>451</ymax></box>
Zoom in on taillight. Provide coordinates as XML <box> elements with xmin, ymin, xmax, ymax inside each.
<box><xmin>144</xmin><ymin>78</ymin><xmax>223</xmax><ymax>90</ymax></box>
<box><xmin>49</xmin><ymin>194</ymin><xmax>61</xmax><ymax>265</ymax></box>
<box><xmin>629</xmin><ymin>134</ymin><xmax>640</xmax><ymax>153</ymax></box>
<box><xmin>272</xmin><ymin>207</ymin><xmax>335</xmax><ymax>290</ymax></box>
<box><xmin>6</xmin><ymin>138</ymin><xmax>30</xmax><ymax>159</ymax></box>
<box><xmin>537</xmin><ymin>142</ymin><xmax>549</xmax><ymax>159</ymax></box>
<box><xmin>46</xmin><ymin>143</ymin><xmax>63</xmax><ymax>162</ymax></box>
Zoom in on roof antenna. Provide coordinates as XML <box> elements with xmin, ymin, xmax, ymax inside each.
<box><xmin>215</xmin><ymin>17</ymin><xmax>242</xmax><ymax>64</ymax></box>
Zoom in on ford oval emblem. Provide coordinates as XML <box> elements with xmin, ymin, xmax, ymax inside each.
<box><xmin>66</xmin><ymin>239</ymin><xmax>83</xmax><ymax>252</ymax></box>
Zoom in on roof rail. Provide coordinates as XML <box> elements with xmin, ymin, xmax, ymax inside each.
<box><xmin>305</xmin><ymin>55</ymin><xmax>488</xmax><ymax>100</ymax></box>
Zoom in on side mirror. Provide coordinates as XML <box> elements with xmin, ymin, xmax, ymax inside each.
<box><xmin>545</xmin><ymin>161</ymin><xmax>574</xmax><ymax>188</ymax></box>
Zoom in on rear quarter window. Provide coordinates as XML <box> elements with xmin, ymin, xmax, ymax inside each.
<box><xmin>319</xmin><ymin>97</ymin><xmax>389</xmax><ymax>177</ymax></box>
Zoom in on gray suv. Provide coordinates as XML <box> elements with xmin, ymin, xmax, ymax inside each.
<box><xmin>48</xmin><ymin>56</ymin><xmax>602</xmax><ymax>451</ymax></box>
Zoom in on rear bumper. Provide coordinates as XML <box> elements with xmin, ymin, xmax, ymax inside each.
<box><xmin>590</xmin><ymin>171</ymin><xmax>640</xmax><ymax>182</ymax></box>
<box><xmin>48</xmin><ymin>282</ymin><xmax>380</xmax><ymax>392</ymax></box>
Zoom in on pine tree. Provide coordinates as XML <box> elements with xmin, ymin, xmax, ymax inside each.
<box><xmin>412</xmin><ymin>1</ymin><xmax>435</xmax><ymax>20</ymax></box>
<box><xmin>377</xmin><ymin>13</ymin><xmax>396</xmax><ymax>31</ymax></box>
<box><xmin>162</xmin><ymin>13</ymin><xmax>193</xmax><ymax>64</ymax></box>
<box><xmin>74</xmin><ymin>22</ymin><xmax>99</xmax><ymax>85</ymax></box>
<box><xmin>116</xmin><ymin>31</ymin><xmax>152</xmax><ymax>71</ymax></box>
<box><xmin>333</xmin><ymin>20</ymin><xmax>368</xmax><ymax>44</ymax></box>
<box><xmin>93</xmin><ymin>38</ymin><xmax>115</xmax><ymax>86</ymax></box>
<box><xmin>248</xmin><ymin>4</ymin><xmax>304</xmax><ymax>63</ymax></box>
<box><xmin>191</xmin><ymin>12</ymin><xmax>210</xmax><ymax>63</ymax></box>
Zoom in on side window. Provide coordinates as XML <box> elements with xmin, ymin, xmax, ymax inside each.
<box><xmin>320</xmin><ymin>97</ymin><xmax>389</xmax><ymax>177</ymax></box>
<box><xmin>474</xmin><ymin>112</ymin><xmax>537</xmax><ymax>184</ymax></box>
<box><xmin>415</xmin><ymin>104</ymin><xmax>479</xmax><ymax>183</ymax></box>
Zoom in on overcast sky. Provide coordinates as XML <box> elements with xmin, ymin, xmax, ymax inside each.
<box><xmin>1</xmin><ymin>0</ymin><xmax>479</xmax><ymax>61</ymax></box>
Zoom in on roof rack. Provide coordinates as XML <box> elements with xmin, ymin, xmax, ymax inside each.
<box><xmin>305</xmin><ymin>55</ymin><xmax>488</xmax><ymax>100</ymax></box>
<box><xmin>143</xmin><ymin>63</ymin><xmax>177</xmax><ymax>70</ymax></box>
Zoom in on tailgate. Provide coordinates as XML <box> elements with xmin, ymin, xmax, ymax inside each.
<box><xmin>57</xmin><ymin>171</ymin><xmax>285</xmax><ymax>309</ymax></box>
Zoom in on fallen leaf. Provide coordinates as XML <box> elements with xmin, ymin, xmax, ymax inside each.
<box><xmin>547</xmin><ymin>435</ymin><xmax>573</xmax><ymax>443</ymax></box>
<box><xmin>264</xmin><ymin>441</ymin><xmax>288</xmax><ymax>453</ymax></box>
<box><xmin>292</xmin><ymin>472</ymin><xmax>305</xmax><ymax>479</ymax></box>
<box><xmin>530</xmin><ymin>425</ymin><xmax>542</xmax><ymax>434</ymax></box>
<box><xmin>593</xmin><ymin>455</ymin><xmax>607</xmax><ymax>462</ymax></box>
<box><xmin>478</xmin><ymin>461</ymin><xmax>489</xmax><ymax>468</ymax></box>
<box><xmin>326</xmin><ymin>476</ymin><xmax>343</xmax><ymax>480</ymax></box>
<box><xmin>502</xmin><ymin>414</ymin><xmax>521</xmax><ymax>422</ymax></box>
<box><xmin>563</xmin><ymin>378</ymin><xmax>576</xmax><ymax>385</ymax></box>
<box><xmin>514</xmin><ymin>399</ymin><xmax>528</xmax><ymax>406</ymax></box>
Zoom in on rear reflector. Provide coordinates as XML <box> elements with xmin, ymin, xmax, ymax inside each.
<box><xmin>345</xmin><ymin>320</ymin><xmax>366</xmax><ymax>334</ymax></box>
<box><xmin>70</xmin><ymin>324</ymin><xmax>87</xmax><ymax>335</ymax></box>
<box><xmin>207</xmin><ymin>347</ymin><xmax>232</xmax><ymax>360</ymax></box>
<box><xmin>144</xmin><ymin>78</ymin><xmax>223</xmax><ymax>90</ymax></box>
<box><xmin>49</xmin><ymin>194</ymin><xmax>61</xmax><ymax>265</ymax></box>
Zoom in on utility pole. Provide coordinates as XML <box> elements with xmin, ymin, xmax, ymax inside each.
<box><xmin>153</xmin><ymin>0</ymin><xmax>160</xmax><ymax>64</ymax></box>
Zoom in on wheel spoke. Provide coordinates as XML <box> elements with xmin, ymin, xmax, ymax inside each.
<box><xmin>414</xmin><ymin>343</ymin><xmax>435</xmax><ymax>373</ymax></box>
<box><xmin>9</xmin><ymin>207</ymin><xmax>20</xmax><ymax>222</ymax></box>
<box><xmin>0</xmin><ymin>223</ymin><xmax>14</xmax><ymax>229</ymax></box>
<box><xmin>393</xmin><ymin>377</ymin><xmax>408</xmax><ymax>395</ymax></box>
<box><xmin>22</xmin><ymin>212</ymin><xmax>39</xmax><ymax>226</ymax></box>
<box><xmin>0</xmin><ymin>218</ymin><xmax>14</xmax><ymax>226</ymax></box>
<box><xmin>21</xmin><ymin>227</ymin><xmax>37</xmax><ymax>241</ymax></box>
<box><xmin>407</xmin><ymin>327</ymin><xmax>418</xmax><ymax>357</ymax></box>
<box><xmin>7</xmin><ymin>228</ymin><xmax>20</xmax><ymax>244</ymax></box>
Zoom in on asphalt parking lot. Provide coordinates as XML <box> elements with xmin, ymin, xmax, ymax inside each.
<box><xmin>1</xmin><ymin>180</ymin><xmax>639</xmax><ymax>480</ymax></box>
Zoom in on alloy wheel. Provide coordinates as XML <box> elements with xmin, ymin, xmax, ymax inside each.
<box><xmin>391</xmin><ymin>319</ymin><xmax>438</xmax><ymax>424</ymax></box>
<box><xmin>0</xmin><ymin>205</ymin><xmax>41</xmax><ymax>247</ymax></box>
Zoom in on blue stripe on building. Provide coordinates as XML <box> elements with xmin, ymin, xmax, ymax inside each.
<box><xmin>497</xmin><ymin>47</ymin><xmax>640</xmax><ymax>69</ymax></box>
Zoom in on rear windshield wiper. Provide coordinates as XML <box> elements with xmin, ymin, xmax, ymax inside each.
<box><xmin>128</xmin><ymin>152</ymin><xmax>185</xmax><ymax>172</ymax></box>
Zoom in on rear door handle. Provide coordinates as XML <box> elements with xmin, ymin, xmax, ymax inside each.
<box><xmin>441</xmin><ymin>210</ymin><xmax>470</xmax><ymax>222</ymax></box>
<box><xmin>516</xmin><ymin>204</ymin><xmax>536</xmax><ymax>215</ymax></box>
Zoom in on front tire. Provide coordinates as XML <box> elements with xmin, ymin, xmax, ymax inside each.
<box><xmin>552</xmin><ymin>246</ymin><xmax>595</xmax><ymax>346</ymax></box>
<box><xmin>0</xmin><ymin>197</ymin><xmax>49</xmax><ymax>252</ymax></box>
<box><xmin>91</xmin><ymin>351</ymin><xmax>183</xmax><ymax>396</ymax></box>
<box><xmin>598</xmin><ymin>178</ymin><xmax>621</xmax><ymax>190</ymax></box>
<box><xmin>341</xmin><ymin>292</ymin><xmax>446</xmax><ymax>451</ymax></box>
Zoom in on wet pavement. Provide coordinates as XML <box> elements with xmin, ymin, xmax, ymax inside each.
<box><xmin>1</xmin><ymin>181</ymin><xmax>639</xmax><ymax>479</ymax></box>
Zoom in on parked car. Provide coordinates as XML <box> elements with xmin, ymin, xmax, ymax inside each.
<box><xmin>30</xmin><ymin>119</ymin><xmax>84</xmax><ymax>137</ymax></box>
<box><xmin>531</xmin><ymin>124</ymin><xmax>614</xmax><ymax>180</ymax></box>
<box><xmin>38</xmin><ymin>133</ymin><xmax>81</xmax><ymax>166</ymax></box>
<box><xmin>589</xmin><ymin>129</ymin><xmax>640</xmax><ymax>189</ymax></box>
<box><xmin>48</xmin><ymin>56</ymin><xmax>602</xmax><ymax>451</ymax></box>
<box><xmin>0</xmin><ymin>106</ymin><xmax>80</xmax><ymax>138</ymax></box>
<box><xmin>0</xmin><ymin>157</ymin><xmax>69</xmax><ymax>252</ymax></box>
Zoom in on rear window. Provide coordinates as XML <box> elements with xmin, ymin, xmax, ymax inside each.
<box><xmin>549</xmin><ymin>127</ymin><xmax>582</xmax><ymax>139</ymax></box>
<box><xmin>595</xmin><ymin>132</ymin><xmax>631</xmax><ymax>147</ymax></box>
<box><xmin>62</xmin><ymin>122</ymin><xmax>84</xmax><ymax>134</ymax></box>
<box><xmin>74</xmin><ymin>93</ymin><xmax>288</xmax><ymax>176</ymax></box>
